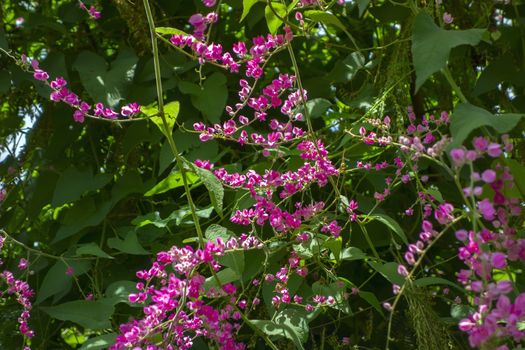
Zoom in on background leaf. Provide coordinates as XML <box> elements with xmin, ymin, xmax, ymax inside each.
<box><xmin>79</xmin><ymin>334</ymin><xmax>117</xmax><ymax>350</ymax></box>
<box><xmin>265</xmin><ymin>3</ymin><xmax>287</xmax><ymax>34</ymax></box>
<box><xmin>412</xmin><ymin>12</ymin><xmax>484</xmax><ymax>91</ymax></box>
<box><xmin>145</xmin><ymin>171</ymin><xmax>199</xmax><ymax>196</ymax></box>
<box><xmin>194</xmin><ymin>166</ymin><xmax>224</xmax><ymax>216</ymax></box>
<box><xmin>370</xmin><ymin>213</ymin><xmax>408</xmax><ymax>244</ymax></box>
<box><xmin>449</xmin><ymin>103</ymin><xmax>524</xmax><ymax>149</ymax></box>
<box><xmin>41</xmin><ymin>300</ymin><xmax>115</xmax><ymax>330</ymax></box>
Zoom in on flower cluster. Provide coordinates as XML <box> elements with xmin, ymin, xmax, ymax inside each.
<box><xmin>110</xmin><ymin>237</ymin><xmax>264</xmax><ymax>350</ymax></box>
<box><xmin>9</xmin><ymin>0</ymin><xmax>524</xmax><ymax>348</ymax></box>
<box><xmin>0</xmin><ymin>235</ymin><xmax>35</xmax><ymax>349</ymax></box>
<box><xmin>25</xmin><ymin>57</ymin><xmax>140</xmax><ymax>123</ymax></box>
<box><xmin>450</xmin><ymin>137</ymin><xmax>524</xmax><ymax>348</ymax></box>
<box><xmin>170</xmin><ymin>29</ymin><xmax>292</xmax><ymax>74</ymax></box>
<box><xmin>79</xmin><ymin>1</ymin><xmax>101</xmax><ymax>20</ymax></box>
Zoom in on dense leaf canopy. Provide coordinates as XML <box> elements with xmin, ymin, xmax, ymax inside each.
<box><xmin>0</xmin><ymin>0</ymin><xmax>524</xmax><ymax>349</ymax></box>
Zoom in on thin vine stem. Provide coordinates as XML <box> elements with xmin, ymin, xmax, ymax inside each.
<box><xmin>442</xmin><ymin>66</ymin><xmax>469</xmax><ymax>104</ymax></box>
<box><xmin>0</xmin><ymin>229</ymin><xmax>96</xmax><ymax>261</ymax></box>
<box><xmin>384</xmin><ymin>214</ymin><xmax>466</xmax><ymax>350</ymax></box>
<box><xmin>143</xmin><ymin>0</ymin><xmax>206</xmax><ymax>246</ymax></box>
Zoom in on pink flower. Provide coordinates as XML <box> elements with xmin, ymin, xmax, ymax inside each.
<box><xmin>450</xmin><ymin>148</ymin><xmax>465</xmax><ymax>166</ymax></box>
<box><xmin>120</xmin><ymin>102</ymin><xmax>141</xmax><ymax>117</ymax></box>
<box><xmin>202</xmin><ymin>0</ymin><xmax>217</xmax><ymax>7</ymax></box>
<box><xmin>455</xmin><ymin>229</ymin><xmax>468</xmax><ymax>241</ymax></box>
<box><xmin>222</xmin><ymin>283</ymin><xmax>237</xmax><ymax>295</ymax></box>
<box><xmin>434</xmin><ymin>203</ymin><xmax>454</xmax><ymax>225</ymax></box>
<box><xmin>88</xmin><ymin>5</ymin><xmax>101</xmax><ymax>19</ymax></box>
<box><xmin>443</xmin><ymin>12</ymin><xmax>453</xmax><ymax>24</ymax></box>
<box><xmin>487</xmin><ymin>143</ymin><xmax>502</xmax><ymax>157</ymax></box>
<box><xmin>18</xmin><ymin>258</ymin><xmax>28</xmax><ymax>270</ymax></box>
<box><xmin>189</xmin><ymin>14</ymin><xmax>205</xmax><ymax>27</ymax></box>
<box><xmin>459</xmin><ymin>319</ymin><xmax>475</xmax><ymax>331</ymax></box>
<box><xmin>321</xmin><ymin>220</ymin><xmax>342</xmax><ymax>237</ymax></box>
<box><xmin>73</xmin><ymin>110</ymin><xmax>85</xmax><ymax>123</ymax></box>
<box><xmin>481</xmin><ymin>169</ymin><xmax>496</xmax><ymax>183</ymax></box>
<box><xmin>33</xmin><ymin>69</ymin><xmax>49</xmax><ymax>81</ymax></box>
<box><xmin>397</xmin><ymin>264</ymin><xmax>409</xmax><ymax>277</ymax></box>
<box><xmin>50</xmin><ymin>76</ymin><xmax>67</xmax><ymax>89</ymax></box>
<box><xmin>404</xmin><ymin>252</ymin><xmax>416</xmax><ymax>265</ymax></box>
<box><xmin>478</xmin><ymin>198</ymin><xmax>495</xmax><ymax>221</ymax></box>
<box><xmin>491</xmin><ymin>252</ymin><xmax>507</xmax><ymax>269</ymax></box>
<box><xmin>473</xmin><ymin>137</ymin><xmax>489</xmax><ymax>151</ymax></box>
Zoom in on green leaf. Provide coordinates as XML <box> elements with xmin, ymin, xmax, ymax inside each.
<box><xmin>340</xmin><ymin>247</ymin><xmax>366</xmax><ymax>261</ymax></box>
<box><xmin>305</xmin><ymin>10</ymin><xmax>346</xmax><ymax>32</ymax></box>
<box><xmin>105</xmin><ymin>280</ymin><xmax>137</xmax><ymax>306</ymax></box>
<box><xmin>357</xmin><ymin>0</ymin><xmax>371</xmax><ymax>17</ymax></box>
<box><xmin>41</xmin><ymin>300</ymin><xmax>115</xmax><ymax>330</ymax></box>
<box><xmin>36</xmin><ymin>260</ymin><xmax>91</xmax><ymax>304</ymax></box>
<box><xmin>412</xmin><ymin>12</ymin><xmax>485</xmax><ymax>91</ymax></box>
<box><xmin>0</xmin><ymin>29</ymin><xmax>8</xmax><ymax>49</ymax></box>
<box><xmin>472</xmin><ymin>54</ymin><xmax>520</xmax><ymax>96</ymax></box>
<box><xmin>146</xmin><ymin>101</ymin><xmax>180</xmax><ymax>139</ymax></box>
<box><xmin>359</xmin><ymin>291</ymin><xmax>384</xmax><ymax>316</ymax></box>
<box><xmin>328</xmin><ymin>52</ymin><xmax>365</xmax><ymax>83</ymax></box>
<box><xmin>0</xmin><ymin>70</ymin><xmax>11</xmax><ymax>94</ymax></box>
<box><xmin>241</xmin><ymin>0</ymin><xmax>259</xmax><ymax>21</ymax></box>
<box><xmin>75</xmin><ymin>243</ymin><xmax>113</xmax><ymax>259</ymax></box>
<box><xmin>53</xmin><ymin>198</ymin><xmax>113</xmax><ymax>242</ymax></box>
<box><xmin>42</xmin><ymin>52</ymin><xmax>69</xmax><ymax>80</ymax></box>
<box><xmin>73</xmin><ymin>49</ymin><xmax>138</xmax><ymax>107</ymax></box>
<box><xmin>27</xmin><ymin>171</ymin><xmax>59</xmax><ymax>220</ymax></box>
<box><xmin>312</xmin><ymin>281</ymin><xmax>351</xmax><ymax>314</ymax></box>
<box><xmin>145</xmin><ymin>171</ymin><xmax>199</xmax><ymax>196</ymax></box>
<box><xmin>203</xmin><ymin>268</ymin><xmax>239</xmax><ymax>291</ymax></box>
<box><xmin>131</xmin><ymin>208</ymin><xmax>196</xmax><ymax>229</ymax></box>
<box><xmin>131</xmin><ymin>211</ymin><xmax>168</xmax><ymax>228</ymax></box>
<box><xmin>194</xmin><ymin>166</ymin><xmax>224</xmax><ymax>216</ymax></box>
<box><xmin>52</xmin><ymin>168</ymin><xmax>111</xmax><ymax>207</ymax></box>
<box><xmin>79</xmin><ymin>334</ymin><xmax>117</xmax><ymax>350</ymax></box>
<box><xmin>449</xmin><ymin>103</ymin><xmax>524</xmax><ymax>149</ymax></box>
<box><xmin>265</xmin><ymin>2</ymin><xmax>287</xmax><ymax>34</ymax></box>
<box><xmin>426</xmin><ymin>186</ymin><xmax>444</xmax><ymax>203</ymax></box>
<box><xmin>323</xmin><ymin>237</ymin><xmax>342</xmax><ymax>261</ymax></box>
<box><xmin>252</xmin><ymin>309</ymin><xmax>308</xmax><ymax>350</ymax></box>
<box><xmin>53</xmin><ymin>172</ymin><xmax>143</xmax><ymax>243</ymax></box>
<box><xmin>450</xmin><ymin>304</ymin><xmax>473</xmax><ymax>320</ymax></box>
<box><xmin>111</xmin><ymin>171</ymin><xmax>145</xmax><ymax>201</ymax></box>
<box><xmin>368</xmin><ymin>261</ymin><xmax>405</xmax><ymax>286</ymax></box>
<box><xmin>370</xmin><ymin>213</ymin><xmax>408</xmax><ymax>244</ymax></box>
<box><xmin>506</xmin><ymin>159</ymin><xmax>525</xmax><ymax>198</ymax></box>
<box><xmin>205</xmin><ymin>224</ymin><xmax>232</xmax><ymax>242</ymax></box>
<box><xmin>107</xmin><ymin>231</ymin><xmax>149</xmax><ymax>255</ymax></box>
<box><xmin>298</xmin><ymin>98</ymin><xmax>331</xmax><ymax>119</ymax></box>
<box><xmin>217</xmin><ymin>250</ymin><xmax>245</xmax><ymax>276</ymax></box>
<box><xmin>155</xmin><ymin>27</ymin><xmax>187</xmax><ymax>35</ymax></box>
<box><xmin>414</xmin><ymin>276</ymin><xmax>463</xmax><ymax>292</ymax></box>
<box><xmin>178</xmin><ymin>73</ymin><xmax>227</xmax><ymax>123</ymax></box>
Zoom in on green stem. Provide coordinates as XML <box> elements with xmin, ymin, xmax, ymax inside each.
<box><xmin>142</xmin><ymin>5</ymin><xmax>282</xmax><ymax>350</ymax></box>
<box><xmin>442</xmin><ymin>66</ymin><xmax>469</xmax><ymax>104</ymax></box>
<box><xmin>358</xmin><ymin>222</ymin><xmax>380</xmax><ymax>260</ymax></box>
<box><xmin>384</xmin><ymin>215</ymin><xmax>465</xmax><ymax>350</ymax></box>
<box><xmin>239</xmin><ymin>311</ymin><xmax>280</xmax><ymax>350</ymax></box>
<box><xmin>0</xmin><ymin>229</ymin><xmax>95</xmax><ymax>261</ymax></box>
<box><xmin>143</xmin><ymin>0</ymin><xmax>206</xmax><ymax>245</ymax></box>
<box><xmin>286</xmin><ymin>42</ymin><xmax>342</xmax><ymax>199</ymax></box>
